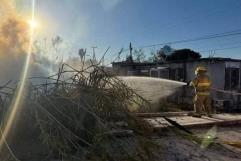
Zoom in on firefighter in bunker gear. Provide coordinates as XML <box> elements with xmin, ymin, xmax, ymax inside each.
<box><xmin>189</xmin><ymin>66</ymin><xmax>212</xmax><ymax>117</ymax></box>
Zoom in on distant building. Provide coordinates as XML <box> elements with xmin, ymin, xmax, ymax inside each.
<box><xmin>112</xmin><ymin>62</ymin><xmax>157</xmax><ymax>76</ymax></box>
<box><xmin>112</xmin><ymin>58</ymin><xmax>241</xmax><ymax>111</ymax></box>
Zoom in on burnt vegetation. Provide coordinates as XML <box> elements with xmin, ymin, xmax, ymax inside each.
<box><xmin>0</xmin><ymin>61</ymin><xmax>164</xmax><ymax>161</ymax></box>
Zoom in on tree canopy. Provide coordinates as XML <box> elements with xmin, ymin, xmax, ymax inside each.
<box><xmin>166</xmin><ymin>49</ymin><xmax>201</xmax><ymax>61</ymax></box>
<box><xmin>156</xmin><ymin>48</ymin><xmax>201</xmax><ymax>62</ymax></box>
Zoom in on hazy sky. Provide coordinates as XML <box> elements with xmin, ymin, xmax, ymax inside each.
<box><xmin>18</xmin><ymin>0</ymin><xmax>241</xmax><ymax>62</ymax></box>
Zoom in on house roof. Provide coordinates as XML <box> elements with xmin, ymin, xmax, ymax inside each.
<box><xmin>112</xmin><ymin>61</ymin><xmax>159</xmax><ymax>66</ymax></box>
<box><xmin>166</xmin><ymin>57</ymin><xmax>241</xmax><ymax>64</ymax></box>
<box><xmin>112</xmin><ymin>57</ymin><xmax>241</xmax><ymax>66</ymax></box>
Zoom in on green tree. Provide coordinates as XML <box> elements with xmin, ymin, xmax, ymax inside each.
<box><xmin>166</xmin><ymin>49</ymin><xmax>201</xmax><ymax>61</ymax></box>
<box><xmin>152</xmin><ymin>45</ymin><xmax>174</xmax><ymax>63</ymax></box>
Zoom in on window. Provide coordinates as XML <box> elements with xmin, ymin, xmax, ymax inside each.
<box><xmin>225</xmin><ymin>68</ymin><xmax>240</xmax><ymax>90</ymax></box>
<box><xmin>170</xmin><ymin>69</ymin><xmax>176</xmax><ymax>80</ymax></box>
<box><xmin>150</xmin><ymin>70</ymin><xmax>158</xmax><ymax>77</ymax></box>
<box><xmin>177</xmin><ymin>68</ymin><xmax>184</xmax><ymax>81</ymax></box>
<box><xmin>169</xmin><ymin>68</ymin><xmax>185</xmax><ymax>81</ymax></box>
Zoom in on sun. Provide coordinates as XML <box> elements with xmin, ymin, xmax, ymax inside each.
<box><xmin>27</xmin><ymin>19</ymin><xmax>38</xmax><ymax>29</ymax></box>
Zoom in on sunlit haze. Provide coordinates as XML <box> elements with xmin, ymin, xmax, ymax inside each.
<box><xmin>13</xmin><ymin>0</ymin><xmax>241</xmax><ymax>61</ymax></box>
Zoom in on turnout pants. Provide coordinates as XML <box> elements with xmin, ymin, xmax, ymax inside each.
<box><xmin>194</xmin><ymin>95</ymin><xmax>212</xmax><ymax>115</ymax></box>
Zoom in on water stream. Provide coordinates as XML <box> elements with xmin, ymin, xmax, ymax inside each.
<box><xmin>120</xmin><ymin>76</ymin><xmax>187</xmax><ymax>104</ymax></box>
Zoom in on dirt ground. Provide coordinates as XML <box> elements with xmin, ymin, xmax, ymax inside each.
<box><xmin>157</xmin><ymin>127</ymin><xmax>241</xmax><ymax>161</ymax></box>
<box><xmin>2</xmin><ymin>125</ymin><xmax>241</xmax><ymax>161</ymax></box>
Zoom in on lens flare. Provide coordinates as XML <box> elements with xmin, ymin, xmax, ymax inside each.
<box><xmin>201</xmin><ymin>126</ymin><xmax>217</xmax><ymax>149</ymax></box>
<box><xmin>28</xmin><ymin>19</ymin><xmax>38</xmax><ymax>29</ymax></box>
<box><xmin>0</xmin><ymin>0</ymin><xmax>36</xmax><ymax>152</ymax></box>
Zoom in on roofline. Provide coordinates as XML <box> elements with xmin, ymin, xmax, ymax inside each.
<box><xmin>112</xmin><ymin>57</ymin><xmax>241</xmax><ymax>66</ymax></box>
<box><xmin>165</xmin><ymin>57</ymin><xmax>241</xmax><ymax>63</ymax></box>
<box><xmin>112</xmin><ymin>62</ymin><xmax>159</xmax><ymax>66</ymax></box>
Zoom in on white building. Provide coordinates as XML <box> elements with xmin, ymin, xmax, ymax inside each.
<box><xmin>113</xmin><ymin>57</ymin><xmax>241</xmax><ymax>111</ymax></box>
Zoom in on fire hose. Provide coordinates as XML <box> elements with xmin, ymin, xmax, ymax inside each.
<box><xmin>211</xmin><ymin>87</ymin><xmax>241</xmax><ymax>96</ymax></box>
<box><xmin>163</xmin><ymin>86</ymin><xmax>241</xmax><ymax>137</ymax></box>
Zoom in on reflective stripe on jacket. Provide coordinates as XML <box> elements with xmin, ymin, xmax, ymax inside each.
<box><xmin>190</xmin><ymin>75</ymin><xmax>211</xmax><ymax>96</ymax></box>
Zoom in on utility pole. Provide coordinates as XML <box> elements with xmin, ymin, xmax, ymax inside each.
<box><xmin>91</xmin><ymin>46</ymin><xmax>97</xmax><ymax>62</ymax></box>
<box><xmin>209</xmin><ymin>50</ymin><xmax>215</xmax><ymax>58</ymax></box>
<box><xmin>127</xmin><ymin>42</ymin><xmax>133</xmax><ymax>62</ymax></box>
<box><xmin>78</xmin><ymin>48</ymin><xmax>87</xmax><ymax>62</ymax></box>
<box><xmin>129</xmin><ymin>42</ymin><xmax>133</xmax><ymax>58</ymax></box>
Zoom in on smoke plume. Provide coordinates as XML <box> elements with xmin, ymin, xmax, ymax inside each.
<box><xmin>0</xmin><ymin>0</ymin><xmax>49</xmax><ymax>85</ymax></box>
<box><xmin>0</xmin><ymin>17</ymin><xmax>29</xmax><ymax>55</ymax></box>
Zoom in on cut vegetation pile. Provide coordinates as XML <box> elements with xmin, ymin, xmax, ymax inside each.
<box><xmin>0</xmin><ymin>62</ymin><xmax>164</xmax><ymax>161</ymax></box>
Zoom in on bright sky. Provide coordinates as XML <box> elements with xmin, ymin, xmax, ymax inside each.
<box><xmin>17</xmin><ymin>0</ymin><xmax>241</xmax><ymax>62</ymax></box>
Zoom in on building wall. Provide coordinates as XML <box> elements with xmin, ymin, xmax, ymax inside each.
<box><xmin>113</xmin><ymin>60</ymin><xmax>241</xmax><ymax>110</ymax></box>
<box><xmin>222</xmin><ymin>61</ymin><xmax>241</xmax><ymax>109</ymax></box>
<box><xmin>163</xmin><ymin>61</ymin><xmax>226</xmax><ymax>89</ymax></box>
<box><xmin>165</xmin><ymin>61</ymin><xmax>237</xmax><ymax>110</ymax></box>
<box><xmin>184</xmin><ymin>61</ymin><xmax>241</xmax><ymax>110</ymax></box>
<box><xmin>165</xmin><ymin>62</ymin><xmax>225</xmax><ymax>107</ymax></box>
<box><xmin>185</xmin><ymin>61</ymin><xmax>226</xmax><ymax>89</ymax></box>
<box><xmin>225</xmin><ymin>61</ymin><xmax>241</xmax><ymax>90</ymax></box>
<box><xmin>163</xmin><ymin>63</ymin><xmax>186</xmax><ymax>81</ymax></box>
<box><xmin>113</xmin><ymin>66</ymin><xmax>131</xmax><ymax>76</ymax></box>
<box><xmin>113</xmin><ymin>63</ymin><xmax>156</xmax><ymax>76</ymax></box>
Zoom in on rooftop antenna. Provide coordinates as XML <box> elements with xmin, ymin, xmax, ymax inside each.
<box><xmin>91</xmin><ymin>46</ymin><xmax>97</xmax><ymax>62</ymax></box>
<box><xmin>127</xmin><ymin>42</ymin><xmax>133</xmax><ymax>62</ymax></box>
<box><xmin>78</xmin><ymin>48</ymin><xmax>87</xmax><ymax>62</ymax></box>
<box><xmin>129</xmin><ymin>42</ymin><xmax>133</xmax><ymax>57</ymax></box>
<box><xmin>209</xmin><ymin>50</ymin><xmax>215</xmax><ymax>58</ymax></box>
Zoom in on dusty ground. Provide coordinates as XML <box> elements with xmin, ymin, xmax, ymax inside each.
<box><xmin>4</xmin><ymin>127</ymin><xmax>241</xmax><ymax>161</ymax></box>
<box><xmin>156</xmin><ymin>127</ymin><xmax>241</xmax><ymax>161</ymax></box>
<box><xmin>2</xmin><ymin>116</ymin><xmax>241</xmax><ymax>161</ymax></box>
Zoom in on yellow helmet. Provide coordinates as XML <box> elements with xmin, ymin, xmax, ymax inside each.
<box><xmin>195</xmin><ymin>66</ymin><xmax>207</xmax><ymax>75</ymax></box>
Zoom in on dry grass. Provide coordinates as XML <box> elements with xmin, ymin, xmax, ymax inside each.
<box><xmin>0</xmin><ymin>61</ymin><xmax>164</xmax><ymax>161</ymax></box>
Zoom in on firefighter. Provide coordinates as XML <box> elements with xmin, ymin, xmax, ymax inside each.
<box><xmin>189</xmin><ymin>66</ymin><xmax>212</xmax><ymax>117</ymax></box>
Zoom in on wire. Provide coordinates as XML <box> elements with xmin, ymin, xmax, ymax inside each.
<box><xmin>105</xmin><ymin>48</ymin><xmax>129</xmax><ymax>65</ymax></box>
<box><xmin>212</xmin><ymin>88</ymin><xmax>241</xmax><ymax>96</ymax></box>
<box><xmin>108</xmin><ymin>29</ymin><xmax>241</xmax><ymax>65</ymax></box>
<box><xmin>199</xmin><ymin>45</ymin><xmax>241</xmax><ymax>53</ymax></box>
<box><xmin>107</xmin><ymin>30</ymin><xmax>241</xmax><ymax>64</ymax></box>
<box><xmin>140</xmin><ymin>30</ymin><xmax>241</xmax><ymax>49</ymax></box>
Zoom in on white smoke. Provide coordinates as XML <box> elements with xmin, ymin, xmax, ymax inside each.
<box><xmin>0</xmin><ymin>0</ymin><xmax>53</xmax><ymax>86</ymax></box>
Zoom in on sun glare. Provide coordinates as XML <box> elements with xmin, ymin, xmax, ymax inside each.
<box><xmin>28</xmin><ymin>19</ymin><xmax>38</xmax><ymax>29</ymax></box>
<box><xmin>0</xmin><ymin>0</ymin><xmax>37</xmax><ymax>153</ymax></box>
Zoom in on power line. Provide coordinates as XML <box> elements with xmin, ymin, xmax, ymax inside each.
<box><xmin>198</xmin><ymin>45</ymin><xmax>241</xmax><ymax>53</ymax></box>
<box><xmin>140</xmin><ymin>29</ymin><xmax>241</xmax><ymax>49</ymax></box>
<box><xmin>105</xmin><ymin>29</ymin><xmax>241</xmax><ymax>65</ymax></box>
<box><xmin>107</xmin><ymin>45</ymin><xmax>241</xmax><ymax>65</ymax></box>
<box><xmin>105</xmin><ymin>48</ymin><xmax>129</xmax><ymax>65</ymax></box>
<box><xmin>193</xmin><ymin>41</ymin><xmax>241</xmax><ymax>51</ymax></box>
